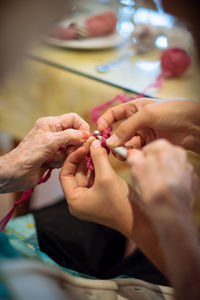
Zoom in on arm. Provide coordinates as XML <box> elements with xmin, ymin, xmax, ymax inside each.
<box><xmin>128</xmin><ymin>140</ymin><xmax>200</xmax><ymax>300</ymax></box>
<box><xmin>0</xmin><ymin>113</ymin><xmax>90</xmax><ymax>193</ymax></box>
<box><xmin>152</xmin><ymin>203</ymin><xmax>200</xmax><ymax>300</ymax></box>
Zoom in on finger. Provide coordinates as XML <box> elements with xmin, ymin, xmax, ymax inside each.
<box><xmin>90</xmin><ymin>139</ymin><xmax>114</xmax><ymax>180</ymax></box>
<box><xmin>97</xmin><ymin>102</ymin><xmax>132</xmax><ymax>131</ymax></box>
<box><xmin>106</xmin><ymin>108</ymin><xmax>152</xmax><ymax>148</ymax></box>
<box><xmin>142</xmin><ymin>139</ymin><xmax>174</xmax><ymax>156</ymax></box>
<box><xmin>127</xmin><ymin>149</ymin><xmax>145</xmax><ymax>168</ymax></box>
<box><xmin>58</xmin><ymin>113</ymin><xmax>90</xmax><ymax>131</ymax></box>
<box><xmin>83</xmin><ymin>136</ymin><xmax>96</xmax><ymax>153</ymax></box>
<box><xmin>111</xmin><ymin>149</ymin><xmax>126</xmax><ymax>161</ymax></box>
<box><xmin>45</xmin><ymin>150</ymin><xmax>66</xmax><ymax>168</ymax></box>
<box><xmin>124</xmin><ymin>135</ymin><xmax>144</xmax><ymax>149</ymax></box>
<box><xmin>64</xmin><ymin>145</ymin><xmax>80</xmax><ymax>156</ymax></box>
<box><xmin>60</xmin><ymin>147</ymin><xmax>87</xmax><ymax>198</ymax></box>
<box><xmin>97</xmin><ymin>98</ymin><xmax>155</xmax><ymax>131</ymax></box>
<box><xmin>86</xmin><ymin>169</ymin><xmax>95</xmax><ymax>188</ymax></box>
<box><xmin>55</xmin><ymin>129</ymin><xmax>90</xmax><ymax>148</ymax></box>
<box><xmin>76</xmin><ymin>157</ymin><xmax>88</xmax><ymax>187</ymax></box>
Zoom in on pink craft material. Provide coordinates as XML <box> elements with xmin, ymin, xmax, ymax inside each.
<box><xmin>49</xmin><ymin>11</ymin><xmax>117</xmax><ymax>40</ymax></box>
<box><xmin>87</xmin><ymin>127</ymin><xmax>111</xmax><ymax>171</ymax></box>
<box><xmin>160</xmin><ymin>47</ymin><xmax>191</xmax><ymax>78</ymax></box>
<box><xmin>91</xmin><ymin>94</ymin><xmax>135</xmax><ymax>124</ymax></box>
<box><xmin>0</xmin><ymin>168</ymin><xmax>52</xmax><ymax>232</ymax></box>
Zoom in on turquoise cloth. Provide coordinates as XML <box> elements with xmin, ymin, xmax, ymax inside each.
<box><xmin>0</xmin><ymin>214</ymin><xmax>133</xmax><ymax>298</ymax></box>
<box><xmin>0</xmin><ymin>232</ymin><xmax>20</xmax><ymax>299</ymax></box>
<box><xmin>0</xmin><ymin>214</ymin><xmax>96</xmax><ymax>299</ymax></box>
<box><xmin>4</xmin><ymin>214</ymin><xmax>96</xmax><ymax>278</ymax></box>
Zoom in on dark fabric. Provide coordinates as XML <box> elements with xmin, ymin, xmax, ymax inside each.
<box><xmin>33</xmin><ymin>199</ymin><xmax>168</xmax><ymax>285</ymax></box>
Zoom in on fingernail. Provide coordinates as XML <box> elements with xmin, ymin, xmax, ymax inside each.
<box><xmin>127</xmin><ymin>149</ymin><xmax>133</xmax><ymax>158</ymax></box>
<box><xmin>106</xmin><ymin>134</ymin><xmax>119</xmax><ymax>147</ymax></box>
<box><xmin>82</xmin><ymin>131</ymin><xmax>91</xmax><ymax>139</ymax></box>
<box><xmin>91</xmin><ymin>139</ymin><xmax>101</xmax><ymax>148</ymax></box>
<box><xmin>97</xmin><ymin>119</ymin><xmax>105</xmax><ymax>130</ymax></box>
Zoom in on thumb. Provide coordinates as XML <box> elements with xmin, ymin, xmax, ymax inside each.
<box><xmin>106</xmin><ymin>108</ymin><xmax>151</xmax><ymax>148</ymax></box>
<box><xmin>90</xmin><ymin>139</ymin><xmax>114</xmax><ymax>180</ymax></box>
<box><xmin>60</xmin><ymin>146</ymin><xmax>87</xmax><ymax>199</ymax></box>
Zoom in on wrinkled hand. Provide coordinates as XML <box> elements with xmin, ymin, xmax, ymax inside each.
<box><xmin>0</xmin><ymin>113</ymin><xmax>90</xmax><ymax>192</ymax></box>
<box><xmin>60</xmin><ymin>138</ymin><xmax>134</xmax><ymax>237</ymax></box>
<box><xmin>127</xmin><ymin>139</ymin><xmax>198</xmax><ymax>212</ymax></box>
<box><xmin>97</xmin><ymin>98</ymin><xmax>200</xmax><ymax>154</ymax></box>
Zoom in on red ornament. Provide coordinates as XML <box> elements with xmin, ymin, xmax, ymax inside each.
<box><xmin>161</xmin><ymin>47</ymin><xmax>191</xmax><ymax>78</ymax></box>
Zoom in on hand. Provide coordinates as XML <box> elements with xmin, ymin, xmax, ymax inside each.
<box><xmin>60</xmin><ymin>138</ymin><xmax>134</xmax><ymax>238</ymax></box>
<box><xmin>127</xmin><ymin>140</ymin><xmax>199</xmax><ymax>276</ymax></box>
<box><xmin>97</xmin><ymin>98</ymin><xmax>200</xmax><ymax>154</ymax></box>
<box><xmin>127</xmin><ymin>139</ymin><xmax>198</xmax><ymax>212</ymax></box>
<box><xmin>0</xmin><ymin>113</ymin><xmax>90</xmax><ymax>193</ymax></box>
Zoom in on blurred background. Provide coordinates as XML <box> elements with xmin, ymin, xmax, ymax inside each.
<box><xmin>0</xmin><ymin>0</ymin><xmax>199</xmax><ymax>228</ymax></box>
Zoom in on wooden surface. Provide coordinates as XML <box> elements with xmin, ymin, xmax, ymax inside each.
<box><xmin>0</xmin><ymin>43</ymin><xmax>199</xmax><ymax>229</ymax></box>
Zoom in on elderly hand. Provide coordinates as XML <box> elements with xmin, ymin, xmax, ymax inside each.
<box><xmin>60</xmin><ymin>138</ymin><xmax>134</xmax><ymax>238</ymax></box>
<box><xmin>0</xmin><ymin>113</ymin><xmax>90</xmax><ymax>193</ymax></box>
<box><xmin>127</xmin><ymin>139</ymin><xmax>198</xmax><ymax>212</ymax></box>
<box><xmin>97</xmin><ymin>98</ymin><xmax>200</xmax><ymax>154</ymax></box>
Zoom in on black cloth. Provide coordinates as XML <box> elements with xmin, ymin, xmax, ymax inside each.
<box><xmin>33</xmin><ymin>199</ymin><xmax>168</xmax><ymax>285</ymax></box>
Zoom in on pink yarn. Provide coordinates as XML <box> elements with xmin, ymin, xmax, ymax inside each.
<box><xmin>0</xmin><ymin>168</ymin><xmax>52</xmax><ymax>231</ymax></box>
<box><xmin>91</xmin><ymin>94</ymin><xmax>135</xmax><ymax>124</ymax></box>
<box><xmin>87</xmin><ymin>127</ymin><xmax>111</xmax><ymax>171</ymax></box>
<box><xmin>161</xmin><ymin>47</ymin><xmax>191</xmax><ymax>78</ymax></box>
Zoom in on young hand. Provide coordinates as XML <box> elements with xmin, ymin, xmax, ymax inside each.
<box><xmin>98</xmin><ymin>98</ymin><xmax>200</xmax><ymax>154</ymax></box>
<box><xmin>60</xmin><ymin>138</ymin><xmax>134</xmax><ymax>237</ymax></box>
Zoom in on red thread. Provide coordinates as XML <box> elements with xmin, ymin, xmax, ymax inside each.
<box><xmin>0</xmin><ymin>169</ymin><xmax>52</xmax><ymax>231</ymax></box>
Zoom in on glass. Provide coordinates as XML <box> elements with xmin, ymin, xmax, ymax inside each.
<box><xmin>28</xmin><ymin>0</ymin><xmax>198</xmax><ymax>100</ymax></box>
<box><xmin>117</xmin><ymin>0</ymin><xmax>135</xmax><ymax>38</ymax></box>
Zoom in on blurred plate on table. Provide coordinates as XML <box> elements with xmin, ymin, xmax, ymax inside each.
<box><xmin>45</xmin><ymin>31</ymin><xmax>125</xmax><ymax>50</ymax></box>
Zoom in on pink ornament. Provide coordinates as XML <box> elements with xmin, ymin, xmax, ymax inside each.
<box><xmin>161</xmin><ymin>47</ymin><xmax>191</xmax><ymax>78</ymax></box>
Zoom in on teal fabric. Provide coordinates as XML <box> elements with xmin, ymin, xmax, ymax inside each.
<box><xmin>4</xmin><ymin>214</ymin><xmax>96</xmax><ymax>278</ymax></box>
<box><xmin>0</xmin><ymin>214</ymin><xmax>96</xmax><ymax>300</ymax></box>
<box><xmin>0</xmin><ymin>278</ymin><xmax>11</xmax><ymax>299</ymax></box>
<box><xmin>0</xmin><ymin>232</ymin><xmax>21</xmax><ymax>259</ymax></box>
<box><xmin>0</xmin><ymin>213</ymin><xmax>134</xmax><ymax>299</ymax></box>
<box><xmin>0</xmin><ymin>232</ymin><xmax>20</xmax><ymax>299</ymax></box>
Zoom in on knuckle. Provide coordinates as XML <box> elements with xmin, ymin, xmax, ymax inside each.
<box><xmin>43</xmin><ymin>132</ymin><xmax>56</xmax><ymax>147</ymax></box>
<box><xmin>126</xmin><ymin>102</ymin><xmax>138</xmax><ymax>117</ymax></box>
<box><xmin>142</xmin><ymin>104</ymin><xmax>154</xmax><ymax>121</ymax></box>
<box><xmin>68</xmin><ymin>112</ymin><xmax>80</xmax><ymax>119</ymax></box>
<box><xmin>153</xmin><ymin>139</ymin><xmax>170</xmax><ymax>150</ymax></box>
<box><xmin>116</xmin><ymin>122</ymin><xmax>129</xmax><ymax>137</ymax></box>
<box><xmin>35</xmin><ymin>117</ymin><xmax>47</xmax><ymax>127</ymax></box>
<box><xmin>92</xmin><ymin>147</ymin><xmax>107</xmax><ymax>157</ymax></box>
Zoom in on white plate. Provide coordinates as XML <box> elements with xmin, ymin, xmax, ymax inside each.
<box><xmin>45</xmin><ymin>31</ymin><xmax>125</xmax><ymax>50</ymax></box>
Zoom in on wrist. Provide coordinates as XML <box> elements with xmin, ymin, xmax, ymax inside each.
<box><xmin>0</xmin><ymin>148</ymin><xmax>24</xmax><ymax>193</ymax></box>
